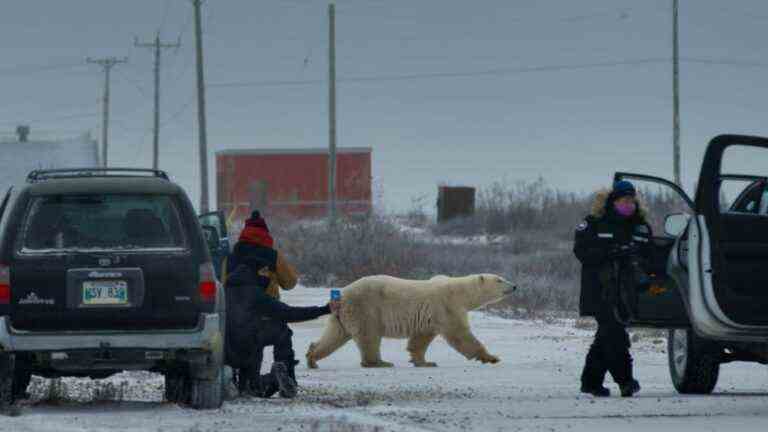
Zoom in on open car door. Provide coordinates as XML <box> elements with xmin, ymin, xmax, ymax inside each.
<box><xmin>198</xmin><ymin>211</ymin><xmax>230</xmax><ymax>281</ymax></box>
<box><xmin>612</xmin><ymin>172</ymin><xmax>692</xmax><ymax>328</ymax></box>
<box><xmin>688</xmin><ymin>135</ymin><xmax>768</xmax><ymax>339</ymax></box>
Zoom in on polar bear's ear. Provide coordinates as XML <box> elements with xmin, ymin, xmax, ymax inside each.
<box><xmin>479</xmin><ymin>275</ymin><xmax>485</xmax><ymax>284</ymax></box>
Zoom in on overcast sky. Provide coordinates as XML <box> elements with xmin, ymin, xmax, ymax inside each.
<box><xmin>2</xmin><ymin>0</ymin><xmax>768</xmax><ymax>213</ymax></box>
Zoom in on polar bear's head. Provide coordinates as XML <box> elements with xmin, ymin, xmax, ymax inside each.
<box><xmin>465</xmin><ymin>274</ymin><xmax>517</xmax><ymax>310</ymax></box>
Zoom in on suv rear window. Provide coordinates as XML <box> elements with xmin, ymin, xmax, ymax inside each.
<box><xmin>19</xmin><ymin>194</ymin><xmax>187</xmax><ymax>252</ymax></box>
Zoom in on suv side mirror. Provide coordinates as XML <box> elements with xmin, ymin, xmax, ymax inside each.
<box><xmin>202</xmin><ymin>226</ymin><xmax>220</xmax><ymax>250</ymax></box>
<box><xmin>664</xmin><ymin>213</ymin><xmax>690</xmax><ymax>237</ymax></box>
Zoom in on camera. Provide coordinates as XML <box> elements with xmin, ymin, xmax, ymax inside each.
<box><xmin>612</xmin><ymin>243</ymin><xmax>652</xmax><ymax>291</ymax></box>
<box><xmin>622</xmin><ymin>254</ymin><xmax>652</xmax><ymax>291</ymax></box>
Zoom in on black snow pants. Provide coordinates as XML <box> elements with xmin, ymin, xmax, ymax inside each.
<box><xmin>581</xmin><ymin>303</ymin><xmax>633</xmax><ymax>388</ymax></box>
<box><xmin>237</xmin><ymin>318</ymin><xmax>298</xmax><ymax>398</ymax></box>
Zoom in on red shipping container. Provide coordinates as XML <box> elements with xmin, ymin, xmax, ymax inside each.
<box><xmin>216</xmin><ymin>148</ymin><xmax>372</xmax><ymax>222</ymax></box>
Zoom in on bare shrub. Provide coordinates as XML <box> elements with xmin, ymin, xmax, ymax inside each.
<box><xmin>474</xmin><ymin>177</ymin><xmax>588</xmax><ymax>239</ymax></box>
<box><xmin>274</xmin><ymin>215</ymin><xmax>429</xmax><ymax>286</ymax></box>
<box><xmin>429</xmin><ymin>216</ymin><xmax>482</xmax><ymax>237</ymax></box>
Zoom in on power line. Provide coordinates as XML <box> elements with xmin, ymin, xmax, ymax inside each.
<box><xmin>161</xmin><ymin>94</ymin><xmax>197</xmax><ymax>127</ymax></box>
<box><xmin>114</xmin><ymin>68</ymin><xmax>152</xmax><ymax>98</ymax></box>
<box><xmin>0</xmin><ymin>61</ymin><xmax>89</xmax><ymax>76</ymax></box>
<box><xmin>0</xmin><ymin>111</ymin><xmax>99</xmax><ymax>126</ymax></box>
<box><xmin>680</xmin><ymin>57</ymin><xmax>768</xmax><ymax>69</ymax></box>
<box><xmin>209</xmin><ymin>57</ymin><xmax>670</xmax><ymax>89</ymax></box>
<box><xmin>208</xmin><ymin>55</ymin><xmax>768</xmax><ymax>91</ymax></box>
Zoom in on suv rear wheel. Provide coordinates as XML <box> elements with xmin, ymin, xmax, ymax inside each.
<box><xmin>0</xmin><ymin>354</ymin><xmax>14</xmax><ymax>410</ymax></box>
<box><xmin>189</xmin><ymin>365</ymin><xmax>223</xmax><ymax>409</ymax></box>
<box><xmin>164</xmin><ymin>369</ymin><xmax>190</xmax><ymax>404</ymax></box>
<box><xmin>165</xmin><ymin>364</ymin><xmax>223</xmax><ymax>409</ymax></box>
<box><xmin>668</xmin><ymin>329</ymin><xmax>720</xmax><ymax>394</ymax></box>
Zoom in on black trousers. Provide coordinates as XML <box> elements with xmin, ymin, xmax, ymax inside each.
<box><xmin>237</xmin><ymin>319</ymin><xmax>297</xmax><ymax>398</ymax></box>
<box><xmin>581</xmin><ymin>304</ymin><xmax>633</xmax><ymax>388</ymax></box>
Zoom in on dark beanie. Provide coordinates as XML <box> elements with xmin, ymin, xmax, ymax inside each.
<box><xmin>611</xmin><ymin>180</ymin><xmax>636</xmax><ymax>199</ymax></box>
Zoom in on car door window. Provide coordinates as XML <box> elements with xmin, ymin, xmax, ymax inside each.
<box><xmin>759</xmin><ymin>189</ymin><xmax>768</xmax><ymax>215</ymax></box>
<box><xmin>725</xmin><ymin>179</ymin><xmax>764</xmax><ymax>215</ymax></box>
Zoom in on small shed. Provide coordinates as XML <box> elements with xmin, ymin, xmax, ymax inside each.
<box><xmin>437</xmin><ymin>186</ymin><xmax>476</xmax><ymax>223</ymax></box>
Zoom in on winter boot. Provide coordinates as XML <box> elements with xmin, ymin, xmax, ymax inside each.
<box><xmin>272</xmin><ymin>362</ymin><xmax>298</xmax><ymax>399</ymax></box>
<box><xmin>580</xmin><ymin>384</ymin><xmax>611</xmax><ymax>397</ymax></box>
<box><xmin>620</xmin><ymin>379</ymin><xmax>641</xmax><ymax>397</ymax></box>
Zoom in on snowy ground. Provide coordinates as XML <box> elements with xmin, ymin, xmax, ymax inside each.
<box><xmin>3</xmin><ymin>286</ymin><xmax>768</xmax><ymax>432</ymax></box>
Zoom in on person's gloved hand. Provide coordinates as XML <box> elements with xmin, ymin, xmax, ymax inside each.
<box><xmin>328</xmin><ymin>300</ymin><xmax>342</xmax><ymax>314</ymax></box>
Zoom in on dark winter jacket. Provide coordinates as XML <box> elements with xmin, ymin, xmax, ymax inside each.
<box><xmin>225</xmin><ymin>241</ymin><xmax>298</xmax><ymax>299</ymax></box>
<box><xmin>225</xmin><ymin>263</ymin><xmax>329</xmax><ymax>324</ymax></box>
<box><xmin>574</xmin><ymin>190</ymin><xmax>653</xmax><ymax>317</ymax></box>
<box><xmin>224</xmin><ymin>263</ymin><xmax>329</xmax><ymax>368</ymax></box>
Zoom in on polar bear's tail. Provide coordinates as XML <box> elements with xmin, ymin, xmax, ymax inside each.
<box><xmin>306</xmin><ymin>313</ymin><xmax>351</xmax><ymax>369</ymax></box>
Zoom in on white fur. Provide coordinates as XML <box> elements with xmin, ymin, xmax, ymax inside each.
<box><xmin>306</xmin><ymin>274</ymin><xmax>513</xmax><ymax>368</ymax></box>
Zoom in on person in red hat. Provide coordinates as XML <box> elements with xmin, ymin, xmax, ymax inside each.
<box><xmin>228</xmin><ymin>210</ymin><xmax>298</xmax><ymax>299</ymax></box>
<box><xmin>224</xmin><ymin>210</ymin><xmax>339</xmax><ymax>399</ymax></box>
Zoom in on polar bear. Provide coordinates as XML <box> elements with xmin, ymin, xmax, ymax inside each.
<box><xmin>306</xmin><ymin>274</ymin><xmax>516</xmax><ymax>368</ymax></box>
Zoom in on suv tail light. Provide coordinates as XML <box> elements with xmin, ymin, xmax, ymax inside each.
<box><xmin>198</xmin><ymin>262</ymin><xmax>217</xmax><ymax>303</ymax></box>
<box><xmin>0</xmin><ymin>264</ymin><xmax>10</xmax><ymax>305</ymax></box>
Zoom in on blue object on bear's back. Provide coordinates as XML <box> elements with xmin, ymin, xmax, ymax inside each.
<box><xmin>330</xmin><ymin>289</ymin><xmax>341</xmax><ymax>301</ymax></box>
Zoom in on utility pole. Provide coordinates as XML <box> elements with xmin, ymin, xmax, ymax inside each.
<box><xmin>328</xmin><ymin>2</ymin><xmax>337</xmax><ymax>222</ymax></box>
<box><xmin>87</xmin><ymin>57</ymin><xmax>128</xmax><ymax>167</ymax></box>
<box><xmin>192</xmin><ymin>0</ymin><xmax>210</xmax><ymax>213</ymax></box>
<box><xmin>135</xmin><ymin>32</ymin><xmax>180</xmax><ymax>170</ymax></box>
<box><xmin>672</xmin><ymin>0</ymin><xmax>681</xmax><ymax>186</ymax></box>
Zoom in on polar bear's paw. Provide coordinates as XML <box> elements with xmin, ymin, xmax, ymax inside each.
<box><xmin>477</xmin><ymin>352</ymin><xmax>500</xmax><ymax>364</ymax></box>
<box><xmin>361</xmin><ymin>360</ymin><xmax>394</xmax><ymax>368</ymax></box>
<box><xmin>410</xmin><ymin>360</ymin><xmax>438</xmax><ymax>368</ymax></box>
<box><xmin>306</xmin><ymin>343</ymin><xmax>319</xmax><ymax>369</ymax></box>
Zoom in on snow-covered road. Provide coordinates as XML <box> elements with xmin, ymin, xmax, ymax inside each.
<box><xmin>3</xmin><ymin>286</ymin><xmax>768</xmax><ymax>432</ymax></box>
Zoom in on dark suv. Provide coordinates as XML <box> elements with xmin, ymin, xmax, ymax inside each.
<box><xmin>0</xmin><ymin>168</ymin><xmax>228</xmax><ymax>409</ymax></box>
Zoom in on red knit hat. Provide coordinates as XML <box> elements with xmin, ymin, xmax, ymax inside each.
<box><xmin>239</xmin><ymin>210</ymin><xmax>274</xmax><ymax>248</ymax></box>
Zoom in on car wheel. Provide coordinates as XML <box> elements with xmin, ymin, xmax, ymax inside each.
<box><xmin>164</xmin><ymin>370</ymin><xmax>190</xmax><ymax>404</ymax></box>
<box><xmin>0</xmin><ymin>354</ymin><xmax>16</xmax><ymax>410</ymax></box>
<box><xmin>188</xmin><ymin>365</ymin><xmax>224</xmax><ymax>410</ymax></box>
<box><xmin>668</xmin><ymin>329</ymin><xmax>720</xmax><ymax>394</ymax></box>
<box><xmin>12</xmin><ymin>369</ymin><xmax>31</xmax><ymax>401</ymax></box>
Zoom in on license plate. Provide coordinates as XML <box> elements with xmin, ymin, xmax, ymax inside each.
<box><xmin>82</xmin><ymin>280</ymin><xmax>128</xmax><ymax>305</ymax></box>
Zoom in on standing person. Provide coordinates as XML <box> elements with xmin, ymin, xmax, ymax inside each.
<box><xmin>573</xmin><ymin>180</ymin><xmax>651</xmax><ymax>397</ymax></box>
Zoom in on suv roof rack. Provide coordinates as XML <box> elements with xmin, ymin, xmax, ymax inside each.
<box><xmin>27</xmin><ymin>168</ymin><xmax>170</xmax><ymax>183</ymax></box>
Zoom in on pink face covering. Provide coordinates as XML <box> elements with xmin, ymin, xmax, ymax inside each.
<box><xmin>614</xmin><ymin>201</ymin><xmax>637</xmax><ymax>217</ymax></box>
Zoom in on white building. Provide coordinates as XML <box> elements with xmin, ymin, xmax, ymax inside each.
<box><xmin>0</xmin><ymin>129</ymin><xmax>100</xmax><ymax>189</ymax></box>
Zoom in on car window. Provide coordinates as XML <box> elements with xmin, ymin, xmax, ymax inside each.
<box><xmin>18</xmin><ymin>194</ymin><xmax>187</xmax><ymax>252</ymax></box>
<box><xmin>199</xmin><ymin>212</ymin><xmax>225</xmax><ymax>240</ymax></box>
<box><xmin>730</xmin><ymin>185</ymin><xmax>761</xmax><ymax>214</ymax></box>
<box><xmin>758</xmin><ymin>188</ymin><xmax>768</xmax><ymax>215</ymax></box>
